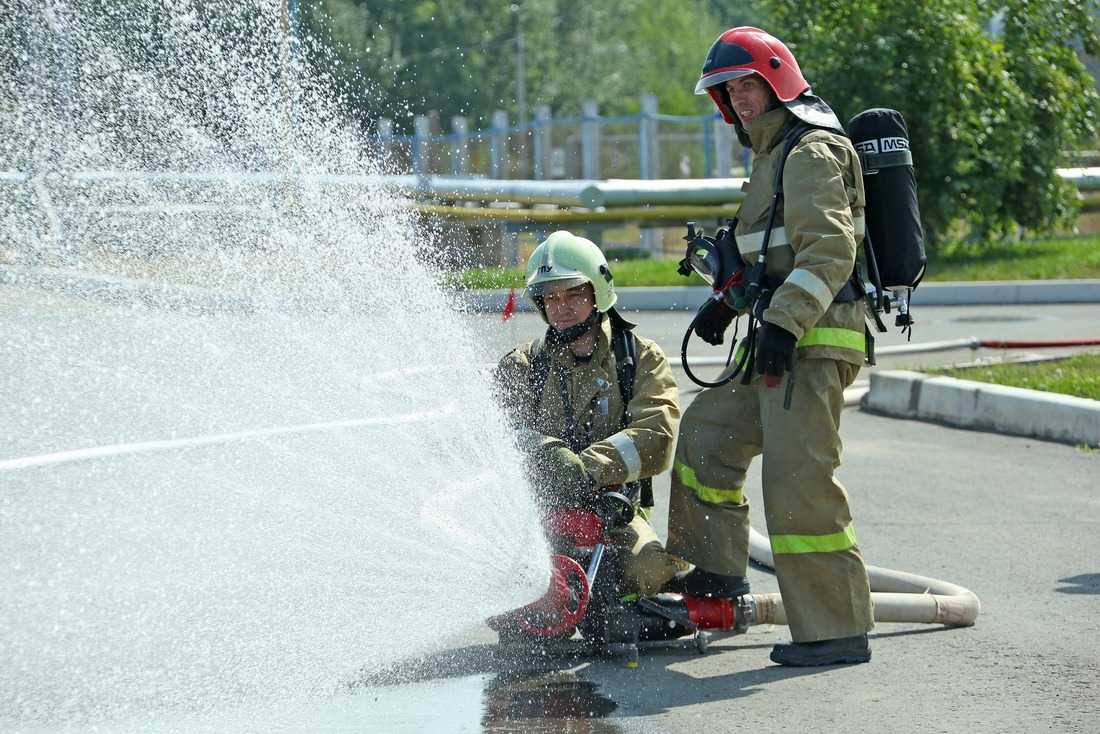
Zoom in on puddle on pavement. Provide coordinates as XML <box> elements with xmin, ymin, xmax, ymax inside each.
<box><xmin>282</xmin><ymin>671</ymin><xmax>621</xmax><ymax>733</ymax></box>
<box><xmin>343</xmin><ymin>644</ymin><xmax>623</xmax><ymax>733</ymax></box>
<box><xmin>52</xmin><ymin>667</ymin><xmax>624</xmax><ymax>733</ymax></box>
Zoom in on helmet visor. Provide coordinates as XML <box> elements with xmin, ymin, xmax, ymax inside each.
<box><xmin>524</xmin><ymin>275</ymin><xmax>589</xmax><ymax>298</ymax></box>
<box><xmin>695</xmin><ymin>68</ymin><xmax>754</xmax><ymax>95</ymax></box>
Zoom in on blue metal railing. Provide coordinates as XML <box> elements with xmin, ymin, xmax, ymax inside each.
<box><xmin>370</xmin><ymin>107</ymin><xmax>747</xmax><ymax>180</ymax></box>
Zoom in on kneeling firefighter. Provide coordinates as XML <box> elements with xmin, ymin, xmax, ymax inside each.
<box><xmin>492</xmin><ymin>230</ymin><xmax>683</xmax><ymax>609</ymax></box>
<box><xmin>666</xmin><ymin>27</ymin><xmax>875</xmax><ymax>667</ymax></box>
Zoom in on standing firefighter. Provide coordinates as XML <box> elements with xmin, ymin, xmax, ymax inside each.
<box><xmin>494</xmin><ymin>230</ymin><xmax>682</xmax><ymax>599</ymax></box>
<box><xmin>667</xmin><ymin>27</ymin><xmax>875</xmax><ymax>666</ymax></box>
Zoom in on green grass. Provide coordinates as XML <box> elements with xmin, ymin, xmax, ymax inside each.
<box><xmin>921</xmin><ymin>352</ymin><xmax>1100</xmax><ymax>402</ymax></box>
<box><xmin>926</xmin><ymin>236</ymin><xmax>1100</xmax><ymax>281</ymax></box>
<box><xmin>442</xmin><ymin>235</ymin><xmax>1100</xmax><ymax>289</ymax></box>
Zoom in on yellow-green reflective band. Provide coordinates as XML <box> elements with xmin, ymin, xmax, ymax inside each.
<box><xmin>675</xmin><ymin>459</ymin><xmax>744</xmax><ymax>505</ymax></box>
<box><xmin>770</xmin><ymin>523</ymin><xmax>858</xmax><ymax>555</ymax></box>
<box><xmin>798</xmin><ymin>327</ymin><xmax>866</xmax><ymax>353</ymax></box>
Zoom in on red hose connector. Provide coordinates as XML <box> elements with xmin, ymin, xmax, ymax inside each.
<box><xmin>683</xmin><ymin>595</ymin><xmax>738</xmax><ymax>631</ymax></box>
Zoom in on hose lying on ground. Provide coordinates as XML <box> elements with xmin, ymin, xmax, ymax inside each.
<box><xmin>744</xmin><ymin>527</ymin><xmax>981</xmax><ymax>628</ymax></box>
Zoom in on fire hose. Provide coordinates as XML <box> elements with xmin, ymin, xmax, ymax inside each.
<box><xmin>742</xmin><ymin>527</ymin><xmax>981</xmax><ymax>628</ymax></box>
<box><xmin>877</xmin><ymin>336</ymin><xmax>1100</xmax><ymax>354</ymax></box>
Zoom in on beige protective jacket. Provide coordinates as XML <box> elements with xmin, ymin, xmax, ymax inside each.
<box><xmin>735</xmin><ymin>107</ymin><xmax>868</xmax><ymax>365</ymax></box>
<box><xmin>495</xmin><ymin>316</ymin><xmax>679</xmax><ymax>489</ymax></box>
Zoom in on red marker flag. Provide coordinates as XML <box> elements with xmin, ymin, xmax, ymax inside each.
<box><xmin>502</xmin><ymin>287</ymin><xmax>516</xmax><ymax>322</ymax></box>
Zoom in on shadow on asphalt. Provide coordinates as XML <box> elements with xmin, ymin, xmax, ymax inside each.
<box><xmin>347</xmin><ymin>625</ymin><xmax>966</xmax><ymax>724</ymax></box>
<box><xmin>1056</xmin><ymin>573</ymin><xmax>1100</xmax><ymax>594</ymax></box>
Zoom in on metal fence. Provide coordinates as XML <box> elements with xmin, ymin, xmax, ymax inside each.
<box><xmin>368</xmin><ymin>94</ymin><xmax>751</xmax><ymax>182</ymax></box>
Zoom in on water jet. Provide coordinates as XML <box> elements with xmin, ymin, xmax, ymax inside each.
<box><xmin>1</xmin><ymin>1</ymin><xmax>549</xmax><ymax>727</ymax></box>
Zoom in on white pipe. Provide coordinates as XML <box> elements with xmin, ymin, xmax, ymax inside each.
<box><xmin>5</xmin><ymin>168</ymin><xmax>1098</xmax><ymax>202</ymax></box>
<box><xmin>746</xmin><ymin>527</ymin><xmax>981</xmax><ymax>628</ymax></box>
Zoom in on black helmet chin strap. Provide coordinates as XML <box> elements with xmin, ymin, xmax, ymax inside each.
<box><xmin>546</xmin><ymin>309</ymin><xmax>601</xmax><ymax>345</ymax></box>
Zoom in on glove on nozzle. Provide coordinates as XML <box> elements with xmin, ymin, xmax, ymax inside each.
<box><xmin>525</xmin><ymin>435</ymin><xmax>594</xmax><ymax>503</ymax></box>
<box><xmin>548</xmin><ymin>445</ymin><xmax>592</xmax><ymax>495</ymax></box>
<box><xmin>755</xmin><ymin>321</ymin><xmax>797</xmax><ymax>381</ymax></box>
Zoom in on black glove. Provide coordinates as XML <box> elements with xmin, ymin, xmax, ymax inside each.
<box><xmin>755</xmin><ymin>321</ymin><xmax>797</xmax><ymax>379</ymax></box>
<box><xmin>693</xmin><ymin>300</ymin><xmax>737</xmax><ymax>346</ymax></box>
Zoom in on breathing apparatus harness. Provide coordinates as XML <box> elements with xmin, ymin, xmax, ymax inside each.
<box><xmin>528</xmin><ymin>311</ymin><xmax>653</xmax><ymax>508</ymax></box>
<box><xmin>679</xmin><ymin>110</ymin><xmax>927</xmax><ymax>406</ymax></box>
<box><xmin>678</xmin><ymin>122</ymin><xmax>825</xmax><ymax>408</ymax></box>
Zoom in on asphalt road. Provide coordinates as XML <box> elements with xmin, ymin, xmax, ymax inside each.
<box><xmin>464</xmin><ymin>302</ymin><xmax>1100</xmax><ymax>734</ymax></box>
<box><xmin>4</xmin><ymin>276</ymin><xmax>1098</xmax><ymax>733</ymax></box>
<box><xmin>599</xmin><ymin>399</ymin><xmax>1098</xmax><ymax>734</ymax></box>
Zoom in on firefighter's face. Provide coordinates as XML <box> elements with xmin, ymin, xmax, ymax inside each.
<box><xmin>726</xmin><ymin>74</ymin><xmax>775</xmax><ymax>125</ymax></box>
<box><xmin>542</xmin><ymin>282</ymin><xmax>596</xmax><ymax>330</ymax></box>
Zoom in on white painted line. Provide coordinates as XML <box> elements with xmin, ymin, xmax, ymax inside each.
<box><xmin>0</xmin><ymin>406</ymin><xmax>454</xmax><ymax>472</ymax></box>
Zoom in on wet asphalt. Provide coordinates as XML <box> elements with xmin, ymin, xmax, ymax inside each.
<box><xmin>5</xmin><ymin>275</ymin><xmax>1099</xmax><ymax>733</ymax></box>
<box><xmin>435</xmin><ymin>300</ymin><xmax>1100</xmax><ymax>734</ymax></box>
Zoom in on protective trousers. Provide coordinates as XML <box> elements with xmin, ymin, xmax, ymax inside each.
<box><xmin>666</xmin><ymin>357</ymin><xmax>874</xmax><ymax>642</ymax></box>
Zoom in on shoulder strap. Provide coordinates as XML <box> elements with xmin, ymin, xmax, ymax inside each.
<box><xmin>746</xmin><ymin>122</ymin><xmax>831</xmax><ymax>303</ymax></box>
<box><xmin>535</xmin><ymin>321</ymin><xmax>636</xmax><ymax>415</ymax></box>
<box><xmin>773</xmin><ymin>123</ymin><xmax>821</xmax><ymax>192</ymax></box>
<box><xmin>610</xmin><ymin>321</ymin><xmax>654</xmax><ymax>507</ymax></box>
<box><xmin>610</xmin><ymin>320</ymin><xmax>636</xmax><ymax>420</ymax></box>
<box><xmin>528</xmin><ymin>336</ymin><xmax>550</xmax><ymax>402</ymax></box>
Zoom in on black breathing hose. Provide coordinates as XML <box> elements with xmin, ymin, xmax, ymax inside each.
<box><xmin>680</xmin><ymin>297</ymin><xmax>754</xmax><ymax>389</ymax></box>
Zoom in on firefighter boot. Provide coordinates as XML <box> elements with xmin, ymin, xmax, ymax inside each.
<box><xmin>769</xmin><ymin>634</ymin><xmax>871</xmax><ymax>667</ymax></box>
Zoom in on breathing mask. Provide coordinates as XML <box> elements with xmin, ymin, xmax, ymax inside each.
<box><xmin>678</xmin><ymin>221</ymin><xmax>749</xmax><ymax>307</ymax></box>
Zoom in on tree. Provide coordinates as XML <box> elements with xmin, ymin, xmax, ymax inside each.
<box><xmin>769</xmin><ymin>0</ymin><xmax>1100</xmax><ymax>245</ymax></box>
<box><xmin>296</xmin><ymin>0</ymin><xmax>519</xmax><ymax>133</ymax></box>
<box><xmin>998</xmin><ymin>0</ymin><xmax>1100</xmax><ymax>234</ymax></box>
<box><xmin>296</xmin><ymin>0</ymin><xmax>738</xmax><ymax>130</ymax></box>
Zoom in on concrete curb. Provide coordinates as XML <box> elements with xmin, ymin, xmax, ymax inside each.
<box><xmin>454</xmin><ymin>280</ymin><xmax>1100</xmax><ymax>313</ymax></box>
<box><xmin>902</xmin><ymin>279</ymin><xmax>1100</xmax><ymax>305</ymax></box>
<box><xmin>863</xmin><ymin>369</ymin><xmax>1100</xmax><ymax>447</ymax></box>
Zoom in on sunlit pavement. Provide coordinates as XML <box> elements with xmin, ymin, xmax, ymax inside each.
<box><xmin>5</xmin><ymin>273</ymin><xmax>1099</xmax><ymax>733</ymax></box>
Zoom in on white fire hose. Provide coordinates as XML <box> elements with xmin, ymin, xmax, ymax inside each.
<box><xmin>744</xmin><ymin>527</ymin><xmax>981</xmax><ymax>627</ymax></box>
